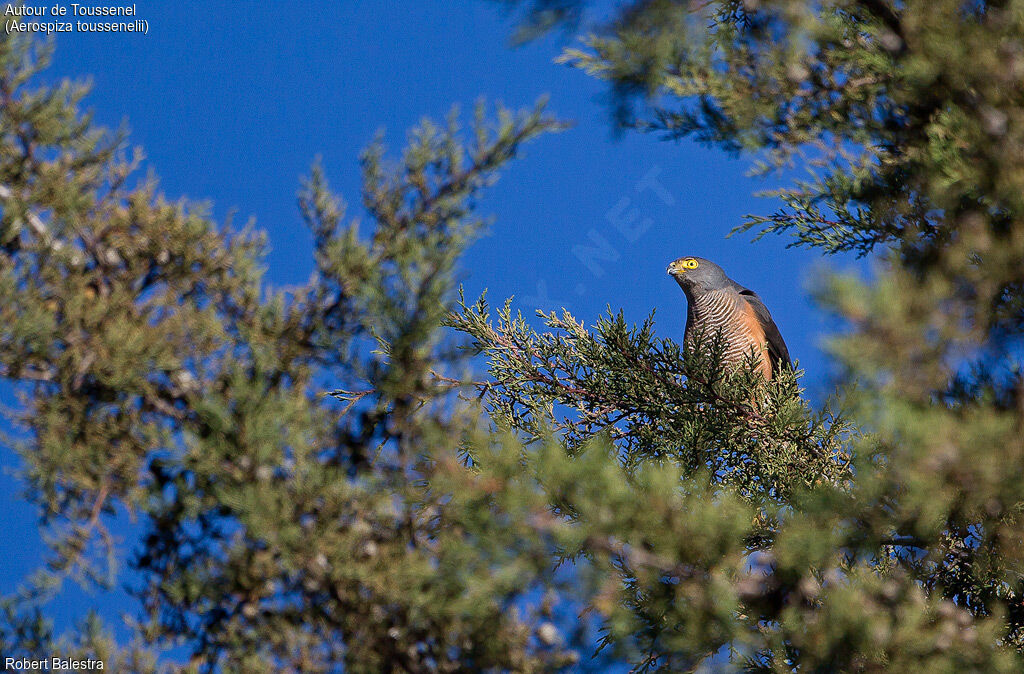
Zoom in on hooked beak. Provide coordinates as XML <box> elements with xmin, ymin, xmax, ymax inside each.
<box><xmin>667</xmin><ymin>261</ymin><xmax>681</xmax><ymax>276</ymax></box>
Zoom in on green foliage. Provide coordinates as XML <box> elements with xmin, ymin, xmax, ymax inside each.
<box><xmin>484</xmin><ymin>0</ymin><xmax>1024</xmax><ymax>669</ymax></box>
<box><xmin>447</xmin><ymin>295</ymin><xmax>850</xmax><ymax>499</ymax></box>
<box><xmin>0</xmin><ymin>30</ymin><xmax>585</xmax><ymax>671</ymax></box>
<box><xmin>8</xmin><ymin>0</ymin><xmax>1024</xmax><ymax>669</ymax></box>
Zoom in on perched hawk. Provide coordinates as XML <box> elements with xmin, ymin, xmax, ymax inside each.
<box><xmin>667</xmin><ymin>256</ymin><xmax>791</xmax><ymax>380</ymax></box>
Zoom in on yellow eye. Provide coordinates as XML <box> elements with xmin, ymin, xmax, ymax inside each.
<box><xmin>683</xmin><ymin>259</ymin><xmax>699</xmax><ymax>269</ymax></box>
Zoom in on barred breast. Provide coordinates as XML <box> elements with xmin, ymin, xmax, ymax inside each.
<box><xmin>684</xmin><ymin>288</ymin><xmax>772</xmax><ymax>379</ymax></box>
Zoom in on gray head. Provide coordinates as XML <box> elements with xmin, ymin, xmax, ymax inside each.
<box><xmin>666</xmin><ymin>256</ymin><xmax>732</xmax><ymax>297</ymax></box>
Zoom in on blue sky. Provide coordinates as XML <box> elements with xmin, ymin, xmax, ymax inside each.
<box><xmin>2</xmin><ymin>0</ymin><xmax>854</xmax><ymax>656</ymax></box>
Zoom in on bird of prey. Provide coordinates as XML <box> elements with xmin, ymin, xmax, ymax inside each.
<box><xmin>667</xmin><ymin>256</ymin><xmax>791</xmax><ymax>380</ymax></box>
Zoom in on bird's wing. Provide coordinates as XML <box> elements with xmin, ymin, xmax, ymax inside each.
<box><xmin>731</xmin><ymin>282</ymin><xmax>792</xmax><ymax>373</ymax></box>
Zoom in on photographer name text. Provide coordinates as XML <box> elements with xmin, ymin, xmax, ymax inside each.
<box><xmin>4</xmin><ymin>656</ymin><xmax>104</xmax><ymax>670</ymax></box>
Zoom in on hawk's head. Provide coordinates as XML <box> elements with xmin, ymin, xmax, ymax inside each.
<box><xmin>667</xmin><ymin>256</ymin><xmax>730</xmax><ymax>295</ymax></box>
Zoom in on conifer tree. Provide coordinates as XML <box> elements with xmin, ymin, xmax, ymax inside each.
<box><xmin>0</xmin><ymin>31</ymin><xmax>581</xmax><ymax>672</ymax></box>
<box><xmin>5</xmin><ymin>0</ymin><xmax>1024</xmax><ymax>669</ymax></box>
<box><xmin>466</xmin><ymin>0</ymin><xmax>1024</xmax><ymax>670</ymax></box>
